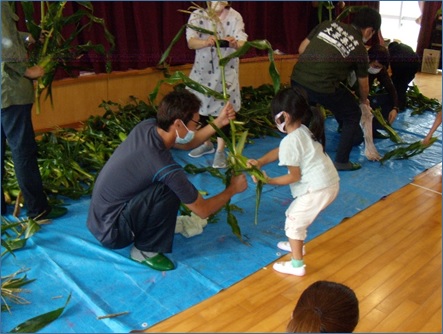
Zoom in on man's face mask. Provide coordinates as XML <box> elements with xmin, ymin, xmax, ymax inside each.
<box><xmin>368</xmin><ymin>66</ymin><xmax>381</xmax><ymax>75</ymax></box>
<box><xmin>175</xmin><ymin>120</ymin><xmax>195</xmax><ymax>144</ymax></box>
<box><xmin>274</xmin><ymin>111</ymin><xmax>287</xmax><ymax>133</ymax></box>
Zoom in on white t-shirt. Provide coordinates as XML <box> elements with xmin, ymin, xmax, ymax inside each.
<box><xmin>278</xmin><ymin>125</ymin><xmax>339</xmax><ymax>198</ymax></box>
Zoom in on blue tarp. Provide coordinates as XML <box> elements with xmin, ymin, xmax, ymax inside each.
<box><xmin>1</xmin><ymin>110</ymin><xmax>441</xmax><ymax>333</ymax></box>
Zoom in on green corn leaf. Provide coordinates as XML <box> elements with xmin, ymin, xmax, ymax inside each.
<box><xmin>24</xmin><ymin>219</ymin><xmax>41</xmax><ymax>239</ymax></box>
<box><xmin>9</xmin><ymin>293</ymin><xmax>71</xmax><ymax>333</ymax></box>
<box><xmin>335</xmin><ymin>5</ymin><xmax>367</xmax><ymax>22</ymax></box>
<box><xmin>254</xmin><ymin>181</ymin><xmax>263</xmax><ymax>225</ymax></box>
<box><xmin>149</xmin><ymin>71</ymin><xmax>225</xmax><ymax>104</ymax></box>
<box><xmin>158</xmin><ymin>23</ymin><xmax>214</xmax><ymax>68</ymax></box>
<box><xmin>158</xmin><ymin>24</ymin><xmax>187</xmax><ymax>67</ymax></box>
<box><xmin>371</xmin><ymin>107</ymin><xmax>402</xmax><ymax>143</ymax></box>
<box><xmin>226</xmin><ymin>206</ymin><xmax>242</xmax><ymax>240</ymax></box>
<box><xmin>380</xmin><ymin>139</ymin><xmax>437</xmax><ymax>163</ymax></box>
<box><xmin>219</xmin><ymin>40</ymin><xmax>280</xmax><ymax>93</ymax></box>
<box><xmin>2</xmin><ymin>238</ymin><xmax>27</xmax><ymax>253</ymax></box>
<box><xmin>234</xmin><ymin>129</ymin><xmax>249</xmax><ymax>156</ymax></box>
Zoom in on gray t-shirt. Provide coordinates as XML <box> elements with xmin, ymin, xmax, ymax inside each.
<box><xmin>87</xmin><ymin>119</ymin><xmax>199</xmax><ymax>244</ymax></box>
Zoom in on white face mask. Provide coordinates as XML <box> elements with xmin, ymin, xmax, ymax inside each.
<box><xmin>175</xmin><ymin>121</ymin><xmax>195</xmax><ymax>144</ymax></box>
<box><xmin>274</xmin><ymin>111</ymin><xmax>287</xmax><ymax>133</ymax></box>
<box><xmin>368</xmin><ymin>66</ymin><xmax>381</xmax><ymax>75</ymax></box>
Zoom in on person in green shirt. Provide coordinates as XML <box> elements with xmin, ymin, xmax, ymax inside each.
<box><xmin>291</xmin><ymin>7</ymin><xmax>382</xmax><ymax>171</ymax></box>
<box><xmin>1</xmin><ymin>2</ymin><xmax>67</xmax><ymax>219</ymax></box>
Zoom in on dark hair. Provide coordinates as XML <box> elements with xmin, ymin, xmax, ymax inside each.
<box><xmin>368</xmin><ymin>44</ymin><xmax>390</xmax><ymax>69</ymax></box>
<box><xmin>156</xmin><ymin>89</ymin><xmax>201</xmax><ymax>131</ymax></box>
<box><xmin>271</xmin><ymin>87</ymin><xmax>326</xmax><ymax>151</ymax></box>
<box><xmin>351</xmin><ymin>7</ymin><xmax>381</xmax><ymax>32</ymax></box>
<box><xmin>287</xmin><ymin>281</ymin><xmax>359</xmax><ymax>333</ymax></box>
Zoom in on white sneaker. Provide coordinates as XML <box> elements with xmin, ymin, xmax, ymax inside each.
<box><xmin>212</xmin><ymin>151</ymin><xmax>227</xmax><ymax>168</ymax></box>
<box><xmin>189</xmin><ymin>143</ymin><xmax>215</xmax><ymax>158</ymax></box>
<box><xmin>273</xmin><ymin>261</ymin><xmax>306</xmax><ymax>276</ymax></box>
<box><xmin>277</xmin><ymin>241</ymin><xmax>306</xmax><ymax>255</ymax></box>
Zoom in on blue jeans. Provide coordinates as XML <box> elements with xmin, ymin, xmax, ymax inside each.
<box><xmin>1</xmin><ymin>104</ymin><xmax>49</xmax><ymax>216</ymax></box>
<box><xmin>291</xmin><ymin>82</ymin><xmax>363</xmax><ymax>163</ymax></box>
<box><xmin>108</xmin><ymin>182</ymin><xmax>181</xmax><ymax>253</ymax></box>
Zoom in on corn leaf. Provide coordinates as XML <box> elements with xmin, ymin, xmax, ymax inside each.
<box><xmin>371</xmin><ymin>107</ymin><xmax>402</xmax><ymax>143</ymax></box>
<box><xmin>149</xmin><ymin>71</ymin><xmax>225</xmax><ymax>104</ymax></box>
<box><xmin>380</xmin><ymin>139</ymin><xmax>437</xmax><ymax>163</ymax></box>
<box><xmin>9</xmin><ymin>293</ymin><xmax>71</xmax><ymax>333</ymax></box>
<box><xmin>219</xmin><ymin>40</ymin><xmax>280</xmax><ymax>93</ymax></box>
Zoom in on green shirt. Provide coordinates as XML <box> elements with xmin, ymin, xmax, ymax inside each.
<box><xmin>291</xmin><ymin>21</ymin><xmax>369</xmax><ymax>94</ymax></box>
<box><xmin>1</xmin><ymin>2</ymin><xmax>34</xmax><ymax>109</ymax></box>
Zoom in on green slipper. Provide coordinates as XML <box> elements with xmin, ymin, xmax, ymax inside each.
<box><xmin>132</xmin><ymin>253</ymin><xmax>175</xmax><ymax>271</ymax></box>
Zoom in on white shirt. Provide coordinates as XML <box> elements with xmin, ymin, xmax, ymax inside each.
<box><xmin>279</xmin><ymin>125</ymin><xmax>339</xmax><ymax>198</ymax></box>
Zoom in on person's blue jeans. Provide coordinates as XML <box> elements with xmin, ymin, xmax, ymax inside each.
<box><xmin>291</xmin><ymin>81</ymin><xmax>363</xmax><ymax>164</ymax></box>
<box><xmin>1</xmin><ymin>104</ymin><xmax>49</xmax><ymax>216</ymax></box>
<box><xmin>108</xmin><ymin>182</ymin><xmax>181</xmax><ymax>253</ymax></box>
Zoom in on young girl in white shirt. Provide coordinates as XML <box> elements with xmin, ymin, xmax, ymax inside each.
<box><xmin>248</xmin><ymin>87</ymin><xmax>340</xmax><ymax>276</ymax></box>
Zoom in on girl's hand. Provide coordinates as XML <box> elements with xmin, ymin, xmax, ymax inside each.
<box><xmin>247</xmin><ymin>158</ymin><xmax>260</xmax><ymax>169</ymax></box>
<box><xmin>251</xmin><ymin>170</ymin><xmax>268</xmax><ymax>184</ymax></box>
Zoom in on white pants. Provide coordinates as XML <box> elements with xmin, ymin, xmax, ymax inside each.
<box><xmin>284</xmin><ymin>182</ymin><xmax>340</xmax><ymax>240</ymax></box>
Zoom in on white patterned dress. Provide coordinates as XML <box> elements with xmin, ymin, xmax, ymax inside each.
<box><xmin>186</xmin><ymin>7</ymin><xmax>248</xmax><ymax>116</ymax></box>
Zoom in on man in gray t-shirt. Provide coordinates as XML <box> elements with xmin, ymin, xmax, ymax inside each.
<box><xmin>87</xmin><ymin>90</ymin><xmax>248</xmax><ymax>271</ymax></box>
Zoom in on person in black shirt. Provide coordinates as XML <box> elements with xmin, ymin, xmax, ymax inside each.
<box><xmin>388</xmin><ymin>41</ymin><xmax>421</xmax><ymax>111</ymax></box>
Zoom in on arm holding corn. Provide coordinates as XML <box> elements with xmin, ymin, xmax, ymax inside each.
<box><xmin>185</xmin><ymin>173</ymin><xmax>248</xmax><ymax>219</ymax></box>
<box><xmin>422</xmin><ymin>110</ymin><xmax>442</xmax><ymax>146</ymax></box>
<box><xmin>24</xmin><ymin>66</ymin><xmax>44</xmax><ymax>80</ymax></box>
<box><xmin>247</xmin><ymin>148</ymin><xmax>301</xmax><ymax>185</ymax></box>
<box><xmin>174</xmin><ymin>102</ymin><xmax>236</xmax><ymax>151</ymax></box>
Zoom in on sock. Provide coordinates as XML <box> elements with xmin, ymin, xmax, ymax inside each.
<box><xmin>291</xmin><ymin>258</ymin><xmax>304</xmax><ymax>268</ymax></box>
<box><xmin>130</xmin><ymin>246</ymin><xmax>157</xmax><ymax>261</ymax></box>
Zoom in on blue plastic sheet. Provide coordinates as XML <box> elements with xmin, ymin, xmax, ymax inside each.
<box><xmin>1</xmin><ymin>111</ymin><xmax>441</xmax><ymax>333</ymax></box>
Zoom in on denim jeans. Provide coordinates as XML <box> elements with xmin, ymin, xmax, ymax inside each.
<box><xmin>292</xmin><ymin>82</ymin><xmax>363</xmax><ymax>164</ymax></box>
<box><xmin>1</xmin><ymin>104</ymin><xmax>49</xmax><ymax>216</ymax></box>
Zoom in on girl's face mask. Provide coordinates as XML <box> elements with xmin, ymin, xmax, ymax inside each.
<box><xmin>175</xmin><ymin>120</ymin><xmax>195</xmax><ymax>144</ymax></box>
<box><xmin>274</xmin><ymin>111</ymin><xmax>287</xmax><ymax>133</ymax></box>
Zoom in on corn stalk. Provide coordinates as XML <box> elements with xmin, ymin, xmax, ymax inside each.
<box><xmin>380</xmin><ymin>138</ymin><xmax>437</xmax><ymax>163</ymax></box>
<box><xmin>151</xmin><ymin>3</ymin><xmax>279</xmax><ymax>240</ymax></box>
<box><xmin>371</xmin><ymin>107</ymin><xmax>402</xmax><ymax>143</ymax></box>
<box><xmin>20</xmin><ymin>1</ymin><xmax>115</xmax><ymax>114</ymax></box>
<box><xmin>406</xmin><ymin>84</ymin><xmax>442</xmax><ymax>115</ymax></box>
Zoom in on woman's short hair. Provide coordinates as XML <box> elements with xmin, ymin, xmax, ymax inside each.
<box><xmin>287</xmin><ymin>280</ymin><xmax>359</xmax><ymax>333</ymax></box>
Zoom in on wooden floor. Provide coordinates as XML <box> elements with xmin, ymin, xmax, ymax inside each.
<box><xmin>142</xmin><ymin>72</ymin><xmax>442</xmax><ymax>333</ymax></box>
